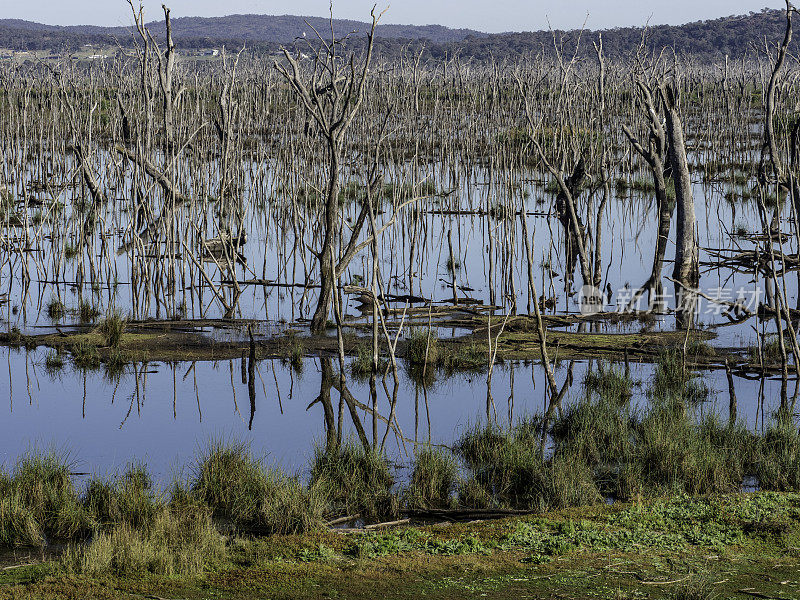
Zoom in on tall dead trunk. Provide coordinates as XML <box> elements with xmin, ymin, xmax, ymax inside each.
<box><xmin>555</xmin><ymin>156</ymin><xmax>590</xmax><ymax>289</ymax></box>
<box><xmin>660</xmin><ymin>84</ymin><xmax>699</xmax><ymax>328</ymax></box>
<box><xmin>275</xmin><ymin>8</ymin><xmax>385</xmax><ymax>334</ymax></box>
<box><xmin>154</xmin><ymin>5</ymin><xmax>178</xmax><ymax>149</ymax></box>
<box><xmin>311</xmin><ymin>145</ymin><xmax>341</xmax><ymax>332</ymax></box>
<box><xmin>622</xmin><ymin>79</ymin><xmax>674</xmax><ymax>311</ymax></box>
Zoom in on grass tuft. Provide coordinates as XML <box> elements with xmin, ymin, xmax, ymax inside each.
<box><xmin>191</xmin><ymin>439</ymin><xmax>323</xmax><ymax>534</ymax></box>
<box><xmin>84</xmin><ymin>463</ymin><xmax>161</xmax><ymax>530</ymax></box>
<box><xmin>64</xmin><ymin>503</ymin><xmax>225</xmax><ymax>577</ymax></box>
<box><xmin>98</xmin><ymin>310</ymin><xmax>126</xmax><ymax>348</ymax></box>
<box><xmin>310</xmin><ymin>441</ymin><xmax>397</xmax><ymax>521</ymax></box>
<box><xmin>405</xmin><ymin>446</ymin><xmax>459</xmax><ymax>510</ymax></box>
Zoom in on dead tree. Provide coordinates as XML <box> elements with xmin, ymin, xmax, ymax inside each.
<box><xmin>760</xmin><ymin>1</ymin><xmax>800</xmax><ymax>225</ymax></box>
<box><xmin>274</xmin><ymin>7</ymin><xmax>385</xmax><ymax>333</ymax></box>
<box><xmin>660</xmin><ymin>82</ymin><xmax>699</xmax><ymax>328</ymax></box>
<box><xmin>515</xmin><ymin>73</ymin><xmax>594</xmax><ymax>289</ymax></box>
<box><xmin>127</xmin><ymin>1</ymin><xmax>182</xmax><ymax>149</ymax></box>
<box><xmin>622</xmin><ymin>76</ymin><xmax>674</xmax><ymax>311</ymax></box>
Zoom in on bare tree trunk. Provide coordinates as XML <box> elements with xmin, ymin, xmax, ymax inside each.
<box><xmin>661</xmin><ymin>84</ymin><xmax>699</xmax><ymax>328</ymax></box>
<box><xmin>312</xmin><ymin>145</ymin><xmax>341</xmax><ymax>332</ymax></box>
<box><xmin>275</xmin><ymin>8</ymin><xmax>386</xmax><ymax>334</ymax></box>
<box><xmin>622</xmin><ymin>78</ymin><xmax>673</xmax><ymax>311</ymax></box>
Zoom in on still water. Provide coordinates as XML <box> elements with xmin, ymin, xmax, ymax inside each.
<box><xmin>0</xmin><ymin>347</ymin><xmax>787</xmax><ymax>485</ymax></box>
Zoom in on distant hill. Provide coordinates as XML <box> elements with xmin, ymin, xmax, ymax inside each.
<box><xmin>0</xmin><ymin>14</ymin><xmax>484</xmax><ymax>49</ymax></box>
<box><xmin>434</xmin><ymin>8</ymin><xmax>797</xmax><ymax>62</ymax></box>
<box><xmin>0</xmin><ymin>8</ymin><xmax>795</xmax><ymax>62</ymax></box>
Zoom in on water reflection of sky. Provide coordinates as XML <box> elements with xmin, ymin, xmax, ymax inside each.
<box><xmin>0</xmin><ymin>348</ymin><xmax>787</xmax><ymax>487</ymax></box>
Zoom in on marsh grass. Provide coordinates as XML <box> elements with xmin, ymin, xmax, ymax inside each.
<box><xmin>310</xmin><ymin>441</ymin><xmax>397</xmax><ymax>520</ymax></box>
<box><xmin>0</xmin><ymin>468</ymin><xmax>43</xmax><ymax>547</ymax></box>
<box><xmin>46</xmin><ymin>297</ymin><xmax>65</xmax><ymax>321</ymax></box>
<box><xmin>439</xmin><ymin>342</ymin><xmax>486</xmax><ymax>374</ymax></box>
<box><xmin>64</xmin><ymin>503</ymin><xmax>225</xmax><ymax>577</ymax></box>
<box><xmin>405</xmin><ymin>328</ymin><xmax>440</xmax><ymax>366</ymax></box>
<box><xmin>404</xmin><ymin>335</ymin><xmax>486</xmax><ymax>385</ymax></box>
<box><xmin>667</xmin><ymin>576</ymin><xmax>717</xmax><ymax>600</ymax></box>
<box><xmin>70</xmin><ymin>341</ymin><xmax>101</xmax><ymax>370</ymax></box>
<box><xmin>280</xmin><ymin>332</ymin><xmax>304</xmax><ymax>372</ymax></box>
<box><xmin>0</xmin><ymin>355</ymin><xmax>793</xmax><ymax>558</ymax></box>
<box><xmin>84</xmin><ymin>463</ymin><xmax>162</xmax><ymax>529</ymax></box>
<box><xmin>3</xmin><ymin>450</ymin><xmax>89</xmax><ymax>543</ymax></box>
<box><xmin>455</xmin><ymin>419</ymin><xmax>600</xmax><ymax>510</ymax></box>
<box><xmin>551</xmin><ymin>394</ymin><xmax>635</xmax><ymax>490</ymax></box>
<box><xmin>456</xmin><ymin>359</ymin><xmax>760</xmax><ymax>505</ymax></box>
<box><xmin>582</xmin><ymin>362</ymin><xmax>634</xmax><ymax>403</ymax></box>
<box><xmin>44</xmin><ymin>350</ymin><xmax>64</xmax><ymax>375</ymax></box>
<box><xmin>103</xmin><ymin>348</ymin><xmax>128</xmax><ymax>380</ymax></box>
<box><xmin>756</xmin><ymin>407</ymin><xmax>800</xmax><ymax>491</ymax></box>
<box><xmin>748</xmin><ymin>334</ymin><xmax>784</xmax><ymax>364</ymax></box>
<box><xmin>350</xmin><ymin>345</ymin><xmax>388</xmax><ymax>380</ymax></box>
<box><xmin>404</xmin><ymin>446</ymin><xmax>459</xmax><ymax>510</ymax></box>
<box><xmin>632</xmin><ymin>401</ymin><xmax>755</xmax><ymax>497</ymax></box>
<box><xmin>99</xmin><ymin>310</ymin><xmax>126</xmax><ymax>348</ymax></box>
<box><xmin>686</xmin><ymin>340</ymin><xmax>716</xmax><ymax>357</ymax></box>
<box><xmin>78</xmin><ymin>300</ymin><xmax>99</xmax><ymax>324</ymax></box>
<box><xmin>191</xmin><ymin>440</ymin><xmax>322</xmax><ymax>534</ymax></box>
<box><xmin>651</xmin><ymin>350</ymin><xmax>710</xmax><ymax>405</ymax></box>
<box><xmin>7</xmin><ymin>326</ymin><xmax>22</xmax><ymax>347</ymax></box>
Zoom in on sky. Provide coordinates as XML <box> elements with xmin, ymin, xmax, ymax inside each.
<box><xmin>1</xmin><ymin>0</ymin><xmax>787</xmax><ymax>33</ymax></box>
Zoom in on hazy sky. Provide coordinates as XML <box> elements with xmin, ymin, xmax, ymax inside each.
<box><xmin>3</xmin><ymin>1</ymin><xmax>786</xmax><ymax>33</ymax></box>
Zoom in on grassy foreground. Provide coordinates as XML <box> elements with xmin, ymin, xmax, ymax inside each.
<box><xmin>3</xmin><ymin>491</ymin><xmax>800</xmax><ymax>599</ymax></box>
<box><xmin>4</xmin><ymin>355</ymin><xmax>800</xmax><ymax>598</ymax></box>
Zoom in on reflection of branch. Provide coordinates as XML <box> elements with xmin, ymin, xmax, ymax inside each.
<box><xmin>115</xmin><ymin>124</ymin><xmax>206</xmax><ymax>254</ymax></box>
<box><xmin>665</xmin><ymin>276</ymin><xmax>754</xmax><ymax>317</ymax></box>
<box><xmin>328</xmin><ymin>379</ymin><xmax>369</xmax><ymax>449</ymax></box>
<box><xmin>541</xmin><ymin>361</ymin><xmax>576</xmax><ymax>453</ymax></box>
<box><xmin>336</xmin><ymin>196</ymin><xmax>425</xmax><ymax>276</ymax></box>
<box><xmin>307</xmin><ymin>363</ymin><xmax>408</xmax><ymax>447</ymax></box>
<box><xmin>180</xmin><ymin>240</ymin><xmax>232</xmax><ymax>314</ymax></box>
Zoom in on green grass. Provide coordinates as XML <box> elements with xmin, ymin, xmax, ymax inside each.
<box><xmin>756</xmin><ymin>406</ymin><xmax>800</xmax><ymax>491</ymax></box>
<box><xmin>98</xmin><ymin>310</ymin><xmax>126</xmax><ymax>347</ymax></box>
<box><xmin>83</xmin><ymin>463</ymin><xmax>162</xmax><ymax>529</ymax></box>
<box><xmin>350</xmin><ymin>345</ymin><xmax>388</xmax><ymax>380</ymax></box>
<box><xmin>551</xmin><ymin>394</ymin><xmax>635</xmax><ymax>493</ymax></box>
<box><xmin>103</xmin><ymin>348</ymin><xmax>128</xmax><ymax>380</ymax></box>
<box><xmin>748</xmin><ymin>334</ymin><xmax>784</xmax><ymax>364</ymax></box>
<box><xmin>405</xmin><ymin>328</ymin><xmax>440</xmax><ymax>366</ymax></box>
<box><xmin>190</xmin><ymin>439</ymin><xmax>323</xmax><ymax>534</ymax></box>
<box><xmin>455</xmin><ymin>419</ymin><xmax>600</xmax><ymax>510</ymax></box>
<box><xmin>46</xmin><ymin>298</ymin><xmax>65</xmax><ymax>321</ymax></box>
<box><xmin>633</xmin><ymin>403</ymin><xmax>756</xmax><ymax>497</ymax></box>
<box><xmin>63</xmin><ymin>503</ymin><xmax>225</xmax><ymax>577</ymax></box>
<box><xmin>582</xmin><ymin>362</ymin><xmax>634</xmax><ymax>403</ymax></box>
<box><xmin>405</xmin><ymin>446</ymin><xmax>459</xmax><ymax>510</ymax></box>
<box><xmin>78</xmin><ymin>300</ymin><xmax>99</xmax><ymax>324</ymax></box>
<box><xmin>44</xmin><ymin>350</ymin><xmax>64</xmax><ymax>374</ymax></box>
<box><xmin>0</xmin><ymin>450</ymin><xmax>89</xmax><ymax>546</ymax></box>
<box><xmin>439</xmin><ymin>343</ymin><xmax>486</xmax><ymax>374</ymax></box>
<box><xmin>280</xmin><ymin>332</ymin><xmax>304</xmax><ymax>372</ymax></box>
<box><xmin>70</xmin><ymin>340</ymin><xmax>100</xmax><ymax>370</ymax></box>
<box><xmin>650</xmin><ymin>349</ymin><xmax>710</xmax><ymax>405</ymax></box>
<box><xmin>310</xmin><ymin>441</ymin><xmax>397</xmax><ymax>521</ymax></box>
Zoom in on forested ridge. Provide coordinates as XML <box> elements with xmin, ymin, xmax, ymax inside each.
<box><xmin>0</xmin><ymin>8</ymin><xmax>795</xmax><ymax>61</ymax></box>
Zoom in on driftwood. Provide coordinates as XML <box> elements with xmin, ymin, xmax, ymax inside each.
<box><xmin>325</xmin><ymin>514</ymin><xmax>361</xmax><ymax>527</ymax></box>
<box><xmin>404</xmin><ymin>508</ymin><xmax>535</xmax><ymax>522</ymax></box>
